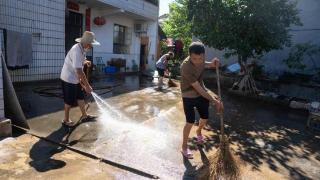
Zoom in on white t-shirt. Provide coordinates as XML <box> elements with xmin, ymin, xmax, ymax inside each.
<box><xmin>60</xmin><ymin>43</ymin><xmax>85</xmax><ymax>84</ymax></box>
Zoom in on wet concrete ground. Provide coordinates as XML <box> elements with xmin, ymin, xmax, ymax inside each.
<box><xmin>0</xmin><ymin>134</ymin><xmax>135</xmax><ymax>180</ymax></box>
<box><xmin>1</xmin><ymin>75</ymin><xmax>320</xmax><ymax>179</ymax></box>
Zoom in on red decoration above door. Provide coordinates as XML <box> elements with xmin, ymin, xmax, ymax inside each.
<box><xmin>67</xmin><ymin>2</ymin><xmax>79</xmax><ymax>11</ymax></box>
<box><xmin>93</xmin><ymin>17</ymin><xmax>106</xmax><ymax>26</ymax></box>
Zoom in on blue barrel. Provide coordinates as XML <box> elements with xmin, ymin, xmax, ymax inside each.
<box><xmin>104</xmin><ymin>66</ymin><xmax>116</xmax><ymax>73</ymax></box>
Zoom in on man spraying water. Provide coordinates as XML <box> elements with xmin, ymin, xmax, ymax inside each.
<box><xmin>60</xmin><ymin>31</ymin><xmax>100</xmax><ymax>127</ymax></box>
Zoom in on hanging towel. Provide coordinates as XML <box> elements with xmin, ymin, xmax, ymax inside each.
<box><xmin>6</xmin><ymin>30</ymin><xmax>32</xmax><ymax>69</ymax></box>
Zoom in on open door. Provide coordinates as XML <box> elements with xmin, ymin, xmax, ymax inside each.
<box><xmin>140</xmin><ymin>36</ymin><xmax>149</xmax><ymax>71</ymax></box>
<box><xmin>140</xmin><ymin>44</ymin><xmax>146</xmax><ymax>71</ymax></box>
<box><xmin>65</xmin><ymin>11</ymin><xmax>83</xmax><ymax>54</ymax></box>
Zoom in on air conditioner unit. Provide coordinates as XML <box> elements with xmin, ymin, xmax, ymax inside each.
<box><xmin>134</xmin><ymin>23</ymin><xmax>147</xmax><ymax>33</ymax></box>
<box><xmin>134</xmin><ymin>23</ymin><xmax>142</xmax><ymax>33</ymax></box>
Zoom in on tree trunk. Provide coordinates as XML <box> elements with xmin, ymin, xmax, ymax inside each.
<box><xmin>231</xmin><ymin>56</ymin><xmax>259</xmax><ymax>95</ymax></box>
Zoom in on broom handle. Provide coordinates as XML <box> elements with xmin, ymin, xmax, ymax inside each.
<box><xmin>215</xmin><ymin>66</ymin><xmax>224</xmax><ymax>136</ymax></box>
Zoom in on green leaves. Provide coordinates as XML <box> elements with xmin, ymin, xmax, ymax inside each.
<box><xmin>187</xmin><ymin>0</ymin><xmax>302</xmax><ymax>61</ymax></box>
<box><xmin>161</xmin><ymin>0</ymin><xmax>192</xmax><ymax>55</ymax></box>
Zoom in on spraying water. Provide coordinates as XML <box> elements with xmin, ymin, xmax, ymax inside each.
<box><xmin>91</xmin><ymin>92</ymin><xmax>128</xmax><ymax>120</ymax></box>
<box><xmin>90</xmin><ymin>91</ymin><xmax>174</xmax><ymax>149</ymax></box>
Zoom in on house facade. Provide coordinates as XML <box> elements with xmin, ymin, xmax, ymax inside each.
<box><xmin>0</xmin><ymin>0</ymin><xmax>159</xmax><ymax>134</ymax></box>
<box><xmin>0</xmin><ymin>0</ymin><xmax>159</xmax><ymax>82</ymax></box>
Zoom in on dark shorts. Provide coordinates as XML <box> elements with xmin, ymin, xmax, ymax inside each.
<box><xmin>61</xmin><ymin>80</ymin><xmax>85</xmax><ymax>106</ymax></box>
<box><xmin>157</xmin><ymin>68</ymin><xmax>165</xmax><ymax>77</ymax></box>
<box><xmin>182</xmin><ymin>96</ymin><xmax>209</xmax><ymax>123</ymax></box>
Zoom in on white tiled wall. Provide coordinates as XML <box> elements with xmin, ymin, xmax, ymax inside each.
<box><xmin>0</xmin><ymin>0</ymin><xmax>65</xmax><ymax>82</ymax></box>
<box><xmin>90</xmin><ymin>10</ymin><xmax>140</xmax><ymax>69</ymax></box>
<box><xmin>146</xmin><ymin>21</ymin><xmax>158</xmax><ymax>70</ymax></box>
<box><xmin>78</xmin><ymin>4</ymin><xmax>158</xmax><ymax>71</ymax></box>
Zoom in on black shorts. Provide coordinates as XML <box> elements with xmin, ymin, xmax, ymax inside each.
<box><xmin>157</xmin><ymin>68</ymin><xmax>165</xmax><ymax>77</ymax></box>
<box><xmin>61</xmin><ymin>80</ymin><xmax>85</xmax><ymax>106</ymax></box>
<box><xmin>182</xmin><ymin>96</ymin><xmax>209</xmax><ymax>123</ymax></box>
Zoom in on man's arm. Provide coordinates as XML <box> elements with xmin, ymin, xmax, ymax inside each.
<box><xmin>205</xmin><ymin>57</ymin><xmax>220</xmax><ymax>69</ymax></box>
<box><xmin>84</xmin><ymin>59</ymin><xmax>92</xmax><ymax>67</ymax></box>
<box><xmin>191</xmin><ymin>81</ymin><xmax>217</xmax><ymax>102</ymax></box>
<box><xmin>76</xmin><ymin>68</ymin><xmax>92</xmax><ymax>93</ymax></box>
<box><xmin>191</xmin><ymin>81</ymin><xmax>223</xmax><ymax>113</ymax></box>
<box><xmin>205</xmin><ymin>61</ymin><xmax>213</xmax><ymax>68</ymax></box>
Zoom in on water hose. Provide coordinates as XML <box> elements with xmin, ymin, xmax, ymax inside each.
<box><xmin>11</xmin><ymin>124</ymin><xmax>159</xmax><ymax>179</ymax></box>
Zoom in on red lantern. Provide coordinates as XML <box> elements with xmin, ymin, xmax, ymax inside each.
<box><xmin>67</xmin><ymin>2</ymin><xmax>79</xmax><ymax>11</ymax></box>
<box><xmin>93</xmin><ymin>17</ymin><xmax>106</xmax><ymax>26</ymax></box>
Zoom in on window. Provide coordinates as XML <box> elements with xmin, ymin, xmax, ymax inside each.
<box><xmin>113</xmin><ymin>24</ymin><xmax>131</xmax><ymax>54</ymax></box>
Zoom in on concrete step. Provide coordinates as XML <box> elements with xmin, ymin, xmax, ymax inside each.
<box><xmin>0</xmin><ymin>119</ymin><xmax>12</xmax><ymax>138</ymax></box>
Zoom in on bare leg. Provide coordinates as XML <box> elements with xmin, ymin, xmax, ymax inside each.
<box><xmin>182</xmin><ymin>122</ymin><xmax>193</xmax><ymax>150</ymax></box>
<box><xmin>77</xmin><ymin>100</ymin><xmax>88</xmax><ymax>117</ymax></box>
<box><xmin>63</xmin><ymin>104</ymin><xmax>71</xmax><ymax>122</ymax></box>
<box><xmin>196</xmin><ymin>118</ymin><xmax>208</xmax><ymax>136</ymax></box>
<box><xmin>158</xmin><ymin>76</ymin><xmax>163</xmax><ymax>88</ymax></box>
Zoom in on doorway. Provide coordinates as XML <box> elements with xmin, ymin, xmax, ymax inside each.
<box><xmin>140</xmin><ymin>44</ymin><xmax>146</xmax><ymax>71</ymax></box>
<box><xmin>140</xmin><ymin>36</ymin><xmax>149</xmax><ymax>71</ymax></box>
<box><xmin>65</xmin><ymin>11</ymin><xmax>83</xmax><ymax>54</ymax></box>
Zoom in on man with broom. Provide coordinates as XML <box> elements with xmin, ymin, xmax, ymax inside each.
<box><xmin>60</xmin><ymin>31</ymin><xmax>100</xmax><ymax>127</ymax></box>
<box><xmin>180</xmin><ymin>42</ymin><xmax>224</xmax><ymax>159</ymax></box>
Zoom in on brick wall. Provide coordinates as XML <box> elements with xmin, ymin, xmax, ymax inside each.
<box><xmin>0</xmin><ymin>0</ymin><xmax>65</xmax><ymax>82</ymax></box>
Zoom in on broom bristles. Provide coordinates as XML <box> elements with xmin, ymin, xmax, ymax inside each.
<box><xmin>209</xmin><ymin>135</ymin><xmax>240</xmax><ymax>180</ymax></box>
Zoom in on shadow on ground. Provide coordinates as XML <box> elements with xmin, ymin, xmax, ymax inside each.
<box><xmin>29</xmin><ymin>126</ymin><xmax>68</xmax><ymax>172</ymax></box>
<box><xmin>188</xmin><ymin>91</ymin><xmax>320</xmax><ymax>179</ymax></box>
<box><xmin>28</xmin><ymin>118</ymin><xmax>97</xmax><ymax>172</ymax></box>
<box><xmin>183</xmin><ymin>145</ymin><xmax>211</xmax><ymax>180</ymax></box>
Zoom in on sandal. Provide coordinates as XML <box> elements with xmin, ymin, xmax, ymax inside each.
<box><xmin>61</xmin><ymin>120</ymin><xmax>75</xmax><ymax>127</ymax></box>
<box><xmin>181</xmin><ymin>149</ymin><xmax>193</xmax><ymax>159</ymax></box>
<box><xmin>197</xmin><ymin>135</ymin><xmax>204</xmax><ymax>144</ymax></box>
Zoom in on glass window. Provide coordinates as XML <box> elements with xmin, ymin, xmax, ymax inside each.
<box><xmin>113</xmin><ymin>24</ymin><xmax>130</xmax><ymax>54</ymax></box>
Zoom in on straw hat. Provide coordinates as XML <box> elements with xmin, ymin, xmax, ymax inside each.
<box><xmin>75</xmin><ymin>31</ymin><xmax>100</xmax><ymax>46</ymax></box>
